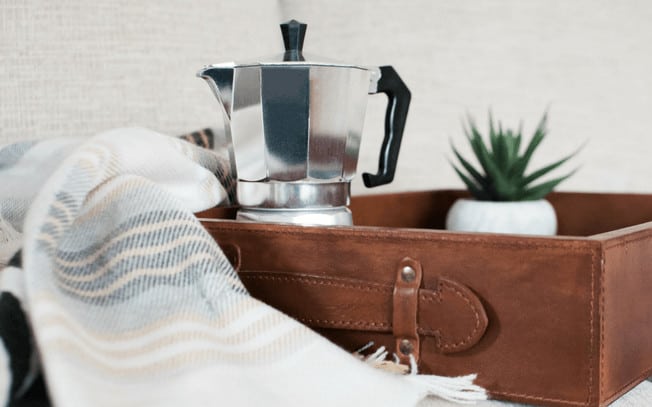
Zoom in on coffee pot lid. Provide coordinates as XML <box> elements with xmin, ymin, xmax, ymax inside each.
<box><xmin>228</xmin><ymin>19</ymin><xmax>368</xmax><ymax>70</ymax></box>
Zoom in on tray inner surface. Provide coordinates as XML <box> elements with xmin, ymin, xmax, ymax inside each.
<box><xmin>198</xmin><ymin>190</ymin><xmax>652</xmax><ymax>237</ymax></box>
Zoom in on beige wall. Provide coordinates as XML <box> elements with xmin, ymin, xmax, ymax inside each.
<box><xmin>3</xmin><ymin>1</ymin><xmax>652</xmax><ymax>196</ymax></box>
<box><xmin>0</xmin><ymin>0</ymin><xmax>280</xmax><ymax>143</ymax></box>
<box><xmin>281</xmin><ymin>0</ymin><xmax>652</xmax><ymax>195</ymax></box>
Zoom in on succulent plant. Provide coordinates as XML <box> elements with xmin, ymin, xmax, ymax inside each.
<box><xmin>451</xmin><ymin>112</ymin><xmax>578</xmax><ymax>201</ymax></box>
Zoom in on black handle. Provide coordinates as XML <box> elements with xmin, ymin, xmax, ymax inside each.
<box><xmin>363</xmin><ymin>66</ymin><xmax>411</xmax><ymax>188</ymax></box>
<box><xmin>280</xmin><ymin>20</ymin><xmax>307</xmax><ymax>62</ymax></box>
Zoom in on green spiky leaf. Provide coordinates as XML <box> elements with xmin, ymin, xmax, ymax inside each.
<box><xmin>509</xmin><ymin>112</ymin><xmax>548</xmax><ymax>178</ymax></box>
<box><xmin>520</xmin><ymin>170</ymin><xmax>577</xmax><ymax>201</ymax></box>
<box><xmin>449</xmin><ymin>111</ymin><xmax>579</xmax><ymax>201</ymax></box>
<box><xmin>451</xmin><ymin>145</ymin><xmax>489</xmax><ymax>189</ymax></box>
<box><xmin>519</xmin><ymin>148</ymin><xmax>581</xmax><ymax>187</ymax></box>
<box><xmin>452</xmin><ymin>164</ymin><xmax>491</xmax><ymax>200</ymax></box>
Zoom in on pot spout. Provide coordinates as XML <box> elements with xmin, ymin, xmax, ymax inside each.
<box><xmin>197</xmin><ymin>63</ymin><xmax>235</xmax><ymax>118</ymax></box>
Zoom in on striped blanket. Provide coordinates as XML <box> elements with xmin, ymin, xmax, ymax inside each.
<box><xmin>0</xmin><ymin>128</ymin><xmax>485</xmax><ymax>406</ymax></box>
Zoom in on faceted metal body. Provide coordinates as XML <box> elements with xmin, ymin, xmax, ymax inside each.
<box><xmin>199</xmin><ymin>62</ymin><xmax>379</xmax><ymax>215</ymax></box>
<box><xmin>196</xmin><ymin>20</ymin><xmax>410</xmax><ymax>226</ymax></box>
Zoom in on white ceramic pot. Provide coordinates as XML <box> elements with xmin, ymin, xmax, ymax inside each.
<box><xmin>445</xmin><ymin>198</ymin><xmax>557</xmax><ymax>235</ymax></box>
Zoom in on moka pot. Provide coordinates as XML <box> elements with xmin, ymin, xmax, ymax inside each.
<box><xmin>198</xmin><ymin>20</ymin><xmax>410</xmax><ymax>225</ymax></box>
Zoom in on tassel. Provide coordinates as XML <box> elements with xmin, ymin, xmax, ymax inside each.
<box><xmin>355</xmin><ymin>343</ymin><xmax>487</xmax><ymax>404</ymax></box>
<box><xmin>405</xmin><ymin>373</ymin><xmax>487</xmax><ymax>404</ymax></box>
<box><xmin>405</xmin><ymin>355</ymin><xmax>487</xmax><ymax>404</ymax></box>
<box><xmin>363</xmin><ymin>345</ymin><xmax>409</xmax><ymax>374</ymax></box>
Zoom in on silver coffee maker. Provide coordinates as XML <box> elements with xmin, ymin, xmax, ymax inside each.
<box><xmin>198</xmin><ymin>20</ymin><xmax>410</xmax><ymax>226</ymax></box>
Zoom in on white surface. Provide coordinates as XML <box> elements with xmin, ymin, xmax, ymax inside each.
<box><xmin>418</xmin><ymin>380</ymin><xmax>652</xmax><ymax>406</ymax></box>
<box><xmin>445</xmin><ymin>199</ymin><xmax>557</xmax><ymax>235</ymax></box>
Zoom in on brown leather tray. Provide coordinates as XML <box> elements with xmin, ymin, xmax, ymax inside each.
<box><xmin>198</xmin><ymin>190</ymin><xmax>652</xmax><ymax>407</ymax></box>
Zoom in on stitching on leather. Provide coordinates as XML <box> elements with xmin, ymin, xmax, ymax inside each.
<box><xmin>599</xmin><ymin>246</ymin><xmax>605</xmax><ymax>402</ymax></box>
<box><xmin>602</xmin><ymin>230</ymin><xmax>652</xmax><ymax>249</ymax></box>
<box><xmin>589</xmin><ymin>247</ymin><xmax>596</xmax><ymax>404</ymax></box>
<box><xmin>439</xmin><ymin>280</ymin><xmax>482</xmax><ymax>350</ymax></box>
<box><xmin>240</xmin><ymin>273</ymin><xmax>392</xmax><ymax>294</ymax></box>
<box><xmin>490</xmin><ymin>390</ymin><xmax>589</xmax><ymax>406</ymax></box>
<box><xmin>297</xmin><ymin>317</ymin><xmax>389</xmax><ymax>329</ymax></box>
<box><xmin>599</xmin><ymin>242</ymin><xmax>652</xmax><ymax>403</ymax></box>
<box><xmin>418</xmin><ymin>280</ymin><xmax>482</xmax><ymax>350</ymax></box>
<box><xmin>419</xmin><ymin>292</ymin><xmax>443</xmax><ymax>303</ymax></box>
<box><xmin>204</xmin><ymin>223</ymin><xmax>590</xmax><ymax>251</ymax></box>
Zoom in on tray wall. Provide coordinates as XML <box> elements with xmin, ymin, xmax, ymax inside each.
<box><xmin>600</xmin><ymin>225</ymin><xmax>652</xmax><ymax>405</ymax></box>
<box><xmin>349</xmin><ymin>190</ymin><xmax>652</xmax><ymax>237</ymax></box>
<box><xmin>198</xmin><ymin>189</ymin><xmax>652</xmax><ymax>406</ymax></box>
<box><xmin>202</xmin><ymin>220</ymin><xmax>603</xmax><ymax>406</ymax></box>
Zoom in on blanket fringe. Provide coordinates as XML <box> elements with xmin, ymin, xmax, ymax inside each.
<box><xmin>406</xmin><ymin>371</ymin><xmax>487</xmax><ymax>404</ymax></box>
<box><xmin>357</xmin><ymin>343</ymin><xmax>487</xmax><ymax>404</ymax></box>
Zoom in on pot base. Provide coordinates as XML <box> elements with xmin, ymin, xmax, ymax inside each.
<box><xmin>445</xmin><ymin>199</ymin><xmax>557</xmax><ymax>235</ymax></box>
<box><xmin>236</xmin><ymin>207</ymin><xmax>352</xmax><ymax>226</ymax></box>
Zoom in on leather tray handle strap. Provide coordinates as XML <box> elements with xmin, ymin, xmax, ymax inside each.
<box><xmin>393</xmin><ymin>257</ymin><xmax>422</xmax><ymax>364</ymax></box>
<box><xmin>238</xmin><ymin>260</ymin><xmax>488</xmax><ymax>355</ymax></box>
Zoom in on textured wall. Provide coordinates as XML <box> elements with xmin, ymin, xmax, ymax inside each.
<box><xmin>0</xmin><ymin>0</ymin><xmax>280</xmax><ymax>142</ymax></box>
<box><xmin>280</xmin><ymin>0</ymin><xmax>652</xmax><ymax>195</ymax></box>
<box><xmin>2</xmin><ymin>1</ymin><xmax>652</xmax><ymax>195</ymax></box>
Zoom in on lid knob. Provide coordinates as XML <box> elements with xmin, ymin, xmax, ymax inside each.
<box><xmin>281</xmin><ymin>19</ymin><xmax>307</xmax><ymax>61</ymax></box>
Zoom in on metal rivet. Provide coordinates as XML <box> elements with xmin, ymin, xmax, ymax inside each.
<box><xmin>399</xmin><ymin>339</ymin><xmax>413</xmax><ymax>355</ymax></box>
<box><xmin>401</xmin><ymin>265</ymin><xmax>416</xmax><ymax>282</ymax></box>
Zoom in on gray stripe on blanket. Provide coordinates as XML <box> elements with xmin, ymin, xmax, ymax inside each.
<box><xmin>0</xmin><ymin>141</ymin><xmax>37</xmax><ymax>171</ymax></box>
